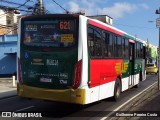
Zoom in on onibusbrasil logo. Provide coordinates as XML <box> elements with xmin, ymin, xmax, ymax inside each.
<box><xmin>1</xmin><ymin>112</ymin><xmax>42</xmax><ymax>118</ymax></box>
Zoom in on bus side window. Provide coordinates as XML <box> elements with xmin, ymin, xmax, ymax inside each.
<box><xmin>137</xmin><ymin>42</ymin><xmax>141</xmax><ymax>58</ymax></box>
<box><xmin>117</xmin><ymin>36</ymin><xmax>122</xmax><ymax>57</ymax></box>
<box><xmin>122</xmin><ymin>38</ymin><xmax>125</xmax><ymax>58</ymax></box>
<box><xmin>88</xmin><ymin>27</ymin><xmax>94</xmax><ymax>57</ymax></box>
<box><xmin>94</xmin><ymin>29</ymin><xmax>102</xmax><ymax>57</ymax></box>
<box><xmin>108</xmin><ymin>34</ymin><xmax>113</xmax><ymax>57</ymax></box>
<box><xmin>140</xmin><ymin>44</ymin><xmax>143</xmax><ymax>58</ymax></box>
<box><xmin>103</xmin><ymin>33</ymin><xmax>113</xmax><ymax>58</ymax></box>
<box><xmin>125</xmin><ymin>38</ymin><xmax>129</xmax><ymax>58</ymax></box>
<box><xmin>103</xmin><ymin>32</ymin><xmax>110</xmax><ymax>57</ymax></box>
<box><xmin>113</xmin><ymin>35</ymin><xmax>117</xmax><ymax>57</ymax></box>
<box><xmin>122</xmin><ymin>38</ymin><xmax>129</xmax><ymax>58</ymax></box>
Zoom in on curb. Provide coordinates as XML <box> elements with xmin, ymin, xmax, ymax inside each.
<box><xmin>104</xmin><ymin>82</ymin><xmax>158</xmax><ymax>120</ymax></box>
<box><xmin>119</xmin><ymin>82</ymin><xmax>158</xmax><ymax>111</ymax></box>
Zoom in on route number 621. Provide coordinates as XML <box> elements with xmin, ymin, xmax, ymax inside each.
<box><xmin>60</xmin><ymin>21</ymin><xmax>70</xmax><ymax>30</ymax></box>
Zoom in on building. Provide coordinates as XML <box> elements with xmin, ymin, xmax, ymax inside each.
<box><xmin>0</xmin><ymin>34</ymin><xmax>17</xmax><ymax>76</ymax></box>
<box><xmin>0</xmin><ymin>9</ymin><xmax>19</xmax><ymax>35</ymax></box>
<box><xmin>0</xmin><ymin>8</ymin><xmax>20</xmax><ymax>76</ymax></box>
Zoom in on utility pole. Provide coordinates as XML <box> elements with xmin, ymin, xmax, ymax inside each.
<box><xmin>156</xmin><ymin>7</ymin><xmax>160</xmax><ymax>90</ymax></box>
<box><xmin>39</xmin><ymin>0</ymin><xmax>44</xmax><ymax>14</ymax></box>
<box><xmin>33</xmin><ymin>0</ymin><xmax>44</xmax><ymax>14</ymax></box>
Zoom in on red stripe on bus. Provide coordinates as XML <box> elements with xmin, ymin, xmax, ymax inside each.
<box><xmin>88</xmin><ymin>19</ymin><xmax>124</xmax><ymax>36</ymax></box>
<box><xmin>89</xmin><ymin>59</ymin><xmax>123</xmax><ymax>88</ymax></box>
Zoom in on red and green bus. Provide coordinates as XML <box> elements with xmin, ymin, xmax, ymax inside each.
<box><xmin>17</xmin><ymin>14</ymin><xmax>146</xmax><ymax>104</ymax></box>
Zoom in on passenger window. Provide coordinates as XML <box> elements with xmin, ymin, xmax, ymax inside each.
<box><xmin>117</xmin><ymin>36</ymin><xmax>122</xmax><ymax>57</ymax></box>
<box><xmin>125</xmin><ymin>38</ymin><xmax>129</xmax><ymax>58</ymax></box>
<box><xmin>103</xmin><ymin>32</ymin><xmax>110</xmax><ymax>57</ymax></box>
<box><xmin>94</xmin><ymin>29</ymin><xmax>102</xmax><ymax>57</ymax></box>
<box><xmin>88</xmin><ymin>27</ymin><xmax>95</xmax><ymax>57</ymax></box>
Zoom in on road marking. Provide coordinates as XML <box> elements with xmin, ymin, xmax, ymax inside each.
<box><xmin>0</xmin><ymin>106</ymin><xmax>35</xmax><ymax>117</ymax></box>
<box><xmin>14</xmin><ymin>106</ymin><xmax>35</xmax><ymax>112</ymax></box>
<box><xmin>100</xmin><ymin>81</ymin><xmax>157</xmax><ymax>120</ymax></box>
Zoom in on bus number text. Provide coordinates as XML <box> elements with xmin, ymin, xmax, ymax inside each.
<box><xmin>60</xmin><ymin>21</ymin><xmax>70</xmax><ymax>30</ymax></box>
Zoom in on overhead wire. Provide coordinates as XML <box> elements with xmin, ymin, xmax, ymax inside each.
<box><xmin>15</xmin><ymin>0</ymin><xmax>31</xmax><ymax>9</ymax></box>
<box><xmin>0</xmin><ymin>0</ymin><xmax>32</xmax><ymax>9</ymax></box>
<box><xmin>0</xmin><ymin>5</ymin><xmax>33</xmax><ymax>14</ymax></box>
<box><xmin>51</xmin><ymin>0</ymin><xmax>69</xmax><ymax>13</ymax></box>
<box><xmin>0</xmin><ymin>0</ymin><xmax>34</xmax><ymax>14</ymax></box>
<box><xmin>0</xmin><ymin>0</ymin><xmax>33</xmax><ymax>34</ymax></box>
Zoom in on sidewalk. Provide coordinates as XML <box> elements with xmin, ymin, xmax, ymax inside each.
<box><xmin>130</xmin><ymin>86</ymin><xmax>160</xmax><ymax>120</ymax></box>
<box><xmin>115</xmin><ymin>83</ymin><xmax>160</xmax><ymax>120</ymax></box>
<box><xmin>0</xmin><ymin>78</ymin><xmax>17</xmax><ymax>99</ymax></box>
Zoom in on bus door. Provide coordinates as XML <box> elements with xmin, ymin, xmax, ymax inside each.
<box><xmin>129</xmin><ymin>41</ymin><xmax>135</xmax><ymax>87</ymax></box>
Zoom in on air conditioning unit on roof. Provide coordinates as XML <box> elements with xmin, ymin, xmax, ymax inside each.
<box><xmin>88</xmin><ymin>15</ymin><xmax>113</xmax><ymax>26</ymax></box>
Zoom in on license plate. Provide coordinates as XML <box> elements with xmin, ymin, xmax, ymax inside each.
<box><xmin>40</xmin><ymin>78</ymin><xmax>52</xmax><ymax>83</ymax></box>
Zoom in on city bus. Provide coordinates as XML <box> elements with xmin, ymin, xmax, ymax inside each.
<box><xmin>17</xmin><ymin>14</ymin><xmax>146</xmax><ymax>104</ymax></box>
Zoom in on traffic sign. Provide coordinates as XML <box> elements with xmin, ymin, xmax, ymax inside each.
<box><xmin>156</xmin><ymin>18</ymin><xmax>160</xmax><ymax>28</ymax></box>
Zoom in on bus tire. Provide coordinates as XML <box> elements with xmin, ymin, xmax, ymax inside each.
<box><xmin>139</xmin><ymin>71</ymin><xmax>142</xmax><ymax>81</ymax></box>
<box><xmin>113</xmin><ymin>78</ymin><xmax>121</xmax><ymax>101</ymax></box>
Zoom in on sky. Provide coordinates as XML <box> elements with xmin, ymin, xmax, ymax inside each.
<box><xmin>44</xmin><ymin>0</ymin><xmax>160</xmax><ymax>46</ymax></box>
<box><xmin>1</xmin><ymin>0</ymin><xmax>160</xmax><ymax>46</ymax></box>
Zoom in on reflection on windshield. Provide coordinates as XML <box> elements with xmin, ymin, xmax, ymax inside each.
<box><xmin>23</xmin><ymin>20</ymin><xmax>76</xmax><ymax>47</ymax></box>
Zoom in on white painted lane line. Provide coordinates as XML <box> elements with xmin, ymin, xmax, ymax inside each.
<box><xmin>0</xmin><ymin>106</ymin><xmax>35</xmax><ymax>117</ymax></box>
<box><xmin>14</xmin><ymin>106</ymin><xmax>35</xmax><ymax>112</ymax></box>
<box><xmin>100</xmin><ymin>81</ymin><xmax>157</xmax><ymax>120</ymax></box>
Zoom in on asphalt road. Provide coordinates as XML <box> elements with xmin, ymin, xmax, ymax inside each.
<box><xmin>0</xmin><ymin>74</ymin><xmax>158</xmax><ymax>120</ymax></box>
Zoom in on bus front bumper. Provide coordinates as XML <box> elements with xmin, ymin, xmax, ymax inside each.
<box><xmin>17</xmin><ymin>83</ymin><xmax>86</xmax><ymax>105</ymax></box>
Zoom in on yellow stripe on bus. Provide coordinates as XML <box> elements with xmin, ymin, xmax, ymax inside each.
<box><xmin>17</xmin><ymin>84</ymin><xmax>86</xmax><ymax>104</ymax></box>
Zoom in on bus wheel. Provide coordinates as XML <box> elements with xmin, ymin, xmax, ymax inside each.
<box><xmin>113</xmin><ymin>78</ymin><xmax>121</xmax><ymax>101</ymax></box>
<box><xmin>139</xmin><ymin>72</ymin><xmax>142</xmax><ymax>81</ymax></box>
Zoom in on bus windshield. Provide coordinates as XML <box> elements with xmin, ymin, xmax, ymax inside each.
<box><xmin>22</xmin><ymin>20</ymin><xmax>76</xmax><ymax>47</ymax></box>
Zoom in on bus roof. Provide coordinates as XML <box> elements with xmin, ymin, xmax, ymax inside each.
<box><xmin>84</xmin><ymin>15</ymin><xmax>146</xmax><ymax>44</ymax></box>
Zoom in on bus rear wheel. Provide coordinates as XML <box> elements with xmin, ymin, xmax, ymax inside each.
<box><xmin>113</xmin><ymin>78</ymin><xmax>121</xmax><ymax>101</ymax></box>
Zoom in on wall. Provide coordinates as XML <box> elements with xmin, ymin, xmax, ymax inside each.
<box><xmin>0</xmin><ymin>34</ymin><xmax>17</xmax><ymax>76</ymax></box>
